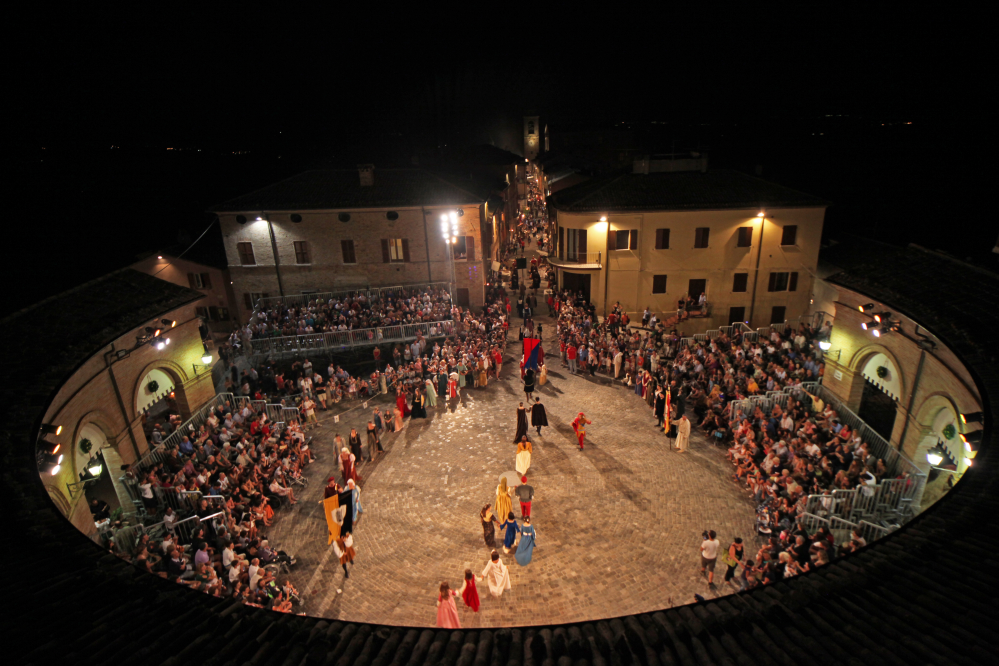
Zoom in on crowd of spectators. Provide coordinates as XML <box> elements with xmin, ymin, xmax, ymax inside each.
<box><xmin>557</xmin><ymin>293</ymin><xmax>905</xmax><ymax>587</ymax></box>
<box><xmin>243</xmin><ymin>287</ymin><xmax>454</xmax><ymax>341</ymax></box>
<box><xmin>117</xmin><ymin>398</ymin><xmax>313</xmax><ymax>613</ymax></box>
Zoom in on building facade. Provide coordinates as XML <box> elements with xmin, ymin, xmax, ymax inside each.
<box><xmin>550</xmin><ymin>163</ymin><xmax>827</xmax><ymax>330</ymax></box>
<box><xmin>210</xmin><ymin>167</ymin><xmax>493</xmax><ymax>321</ymax></box>
<box><xmin>35</xmin><ymin>270</ymin><xmax>214</xmax><ymax>535</ymax></box>
<box><xmin>130</xmin><ymin>253</ymin><xmax>239</xmax><ymax>340</ymax></box>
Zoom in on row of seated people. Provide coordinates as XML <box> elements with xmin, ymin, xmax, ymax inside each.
<box><xmin>245</xmin><ymin>288</ymin><xmax>453</xmax><ymax>340</ymax></box>
<box><xmin>116</xmin><ymin>400</ymin><xmax>316</xmax><ymax>612</ymax></box>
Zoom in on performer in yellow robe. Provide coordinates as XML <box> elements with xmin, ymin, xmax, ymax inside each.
<box><xmin>495</xmin><ymin>477</ymin><xmax>513</xmax><ymax>523</ymax></box>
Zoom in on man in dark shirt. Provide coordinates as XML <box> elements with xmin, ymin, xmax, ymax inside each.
<box><xmin>515</xmin><ymin>476</ymin><xmax>534</xmax><ymax>518</ymax></box>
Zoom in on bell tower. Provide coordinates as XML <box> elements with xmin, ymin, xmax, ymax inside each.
<box><xmin>523</xmin><ymin>114</ymin><xmax>540</xmax><ymax>160</ymax></box>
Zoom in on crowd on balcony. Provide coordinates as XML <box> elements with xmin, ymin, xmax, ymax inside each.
<box><xmin>242</xmin><ymin>287</ymin><xmax>454</xmax><ymax>341</ymax></box>
<box><xmin>118</xmin><ymin>399</ymin><xmax>314</xmax><ymax>612</ymax></box>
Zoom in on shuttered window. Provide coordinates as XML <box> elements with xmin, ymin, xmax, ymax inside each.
<box><xmin>737</xmin><ymin>227</ymin><xmax>753</xmax><ymax>247</ymax></box>
<box><xmin>188</xmin><ymin>273</ymin><xmax>212</xmax><ymax>289</ymax></box>
<box><xmin>341</xmin><ymin>240</ymin><xmax>356</xmax><ymax>264</ymax></box>
<box><xmin>652</xmin><ymin>275</ymin><xmax>667</xmax><ymax>294</ymax></box>
<box><xmin>655</xmin><ymin>229</ymin><xmax>670</xmax><ymax>249</ymax></box>
<box><xmin>237</xmin><ymin>242</ymin><xmax>255</xmax><ymax>265</ymax></box>
<box><xmin>293</xmin><ymin>241</ymin><xmax>310</xmax><ymax>264</ymax></box>
<box><xmin>694</xmin><ymin>227</ymin><xmax>710</xmax><ymax>248</ymax></box>
<box><xmin>767</xmin><ymin>271</ymin><xmax>799</xmax><ymax>292</ymax></box>
<box><xmin>382</xmin><ymin>238</ymin><xmax>409</xmax><ymax>262</ymax></box>
<box><xmin>733</xmin><ymin>273</ymin><xmax>748</xmax><ymax>292</ymax></box>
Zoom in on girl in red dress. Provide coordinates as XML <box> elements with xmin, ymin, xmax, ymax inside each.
<box><xmin>459</xmin><ymin>568</ymin><xmax>481</xmax><ymax>611</ymax></box>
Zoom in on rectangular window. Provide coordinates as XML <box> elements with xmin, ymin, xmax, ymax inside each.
<box><xmin>293</xmin><ymin>240</ymin><xmax>310</xmax><ymax>264</ymax></box>
<box><xmin>196</xmin><ymin>306</ymin><xmax>209</xmax><ymax>319</ymax></box>
<box><xmin>694</xmin><ymin>227</ymin><xmax>710</xmax><ymax>248</ymax></box>
<box><xmin>652</xmin><ymin>275</ymin><xmax>668</xmax><ymax>294</ymax></box>
<box><xmin>452</xmin><ymin>236</ymin><xmax>475</xmax><ymax>260</ymax></box>
<box><xmin>737</xmin><ymin>226</ymin><xmax>753</xmax><ymax>247</ymax></box>
<box><xmin>188</xmin><ymin>272</ymin><xmax>211</xmax><ymax>289</ymax></box>
<box><xmin>382</xmin><ymin>238</ymin><xmax>409</xmax><ymax>262</ymax></box>
<box><xmin>733</xmin><ymin>273</ymin><xmax>748</xmax><ymax>292</ymax></box>
<box><xmin>609</xmin><ymin>229</ymin><xmax>638</xmax><ymax>251</ymax></box>
<box><xmin>208</xmin><ymin>306</ymin><xmax>229</xmax><ymax>321</ymax></box>
<box><xmin>729</xmin><ymin>306</ymin><xmax>746</xmax><ymax>324</ymax></box>
<box><xmin>565</xmin><ymin>228</ymin><xmax>587</xmax><ymax>262</ymax></box>
<box><xmin>655</xmin><ymin>228</ymin><xmax>670</xmax><ymax>249</ymax></box>
<box><xmin>767</xmin><ymin>271</ymin><xmax>799</xmax><ymax>292</ymax></box>
<box><xmin>237</xmin><ymin>242</ymin><xmax>255</xmax><ymax>266</ymax></box>
<box><xmin>771</xmin><ymin>306</ymin><xmax>787</xmax><ymax>325</ymax></box>
<box><xmin>688</xmin><ymin>279</ymin><xmax>706</xmax><ymax>300</ymax></box>
<box><xmin>341</xmin><ymin>239</ymin><xmax>356</xmax><ymax>264</ymax></box>
<box><xmin>781</xmin><ymin>225</ymin><xmax>798</xmax><ymax>246</ymax></box>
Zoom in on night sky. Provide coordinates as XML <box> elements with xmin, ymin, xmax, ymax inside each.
<box><xmin>9</xmin><ymin>12</ymin><xmax>991</xmax><ymax>312</ymax></box>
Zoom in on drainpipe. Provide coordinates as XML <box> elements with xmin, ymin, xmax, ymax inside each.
<box><xmin>105</xmin><ymin>346</ymin><xmax>141</xmax><ymax>461</ymax></box>
<box><xmin>898</xmin><ymin>349</ymin><xmax>927</xmax><ymax>453</ymax></box>
<box><xmin>748</xmin><ymin>214</ymin><xmax>765</xmax><ymax>326</ymax></box>
<box><xmin>603</xmin><ymin>217</ymin><xmax>611</xmax><ymax>317</ymax></box>
<box><xmin>264</xmin><ymin>214</ymin><xmax>285</xmax><ymax>297</ymax></box>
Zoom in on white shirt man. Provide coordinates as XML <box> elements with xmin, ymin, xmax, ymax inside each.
<box><xmin>700</xmin><ymin>531</ymin><xmax>721</xmax><ymax>584</ymax></box>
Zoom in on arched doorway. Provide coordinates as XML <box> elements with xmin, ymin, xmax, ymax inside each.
<box><xmin>857</xmin><ymin>352</ymin><xmax>901</xmax><ymax>441</ymax></box>
<box><xmin>137</xmin><ymin>368</ymin><xmax>176</xmax><ymax>419</ymax></box>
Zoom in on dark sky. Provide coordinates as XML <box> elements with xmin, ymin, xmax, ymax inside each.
<box><xmin>8</xmin><ymin>11</ymin><xmax>992</xmax><ymax>311</ymax></box>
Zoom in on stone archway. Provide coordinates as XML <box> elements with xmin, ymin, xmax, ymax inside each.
<box><xmin>849</xmin><ymin>346</ymin><xmax>905</xmax><ymax>442</ymax></box>
<box><xmin>912</xmin><ymin>393</ymin><xmax>964</xmax><ymax>471</ymax></box>
<box><xmin>132</xmin><ymin>360</ymin><xmax>189</xmax><ymax>421</ymax></box>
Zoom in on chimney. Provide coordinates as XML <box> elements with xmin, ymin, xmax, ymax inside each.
<box><xmin>358</xmin><ymin>164</ymin><xmax>375</xmax><ymax>186</ymax></box>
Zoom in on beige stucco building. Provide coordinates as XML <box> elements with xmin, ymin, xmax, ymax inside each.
<box><xmin>550</xmin><ymin>160</ymin><xmax>827</xmax><ymax>330</ymax></box>
<box><xmin>210</xmin><ymin>167</ymin><xmax>502</xmax><ymax>321</ymax></box>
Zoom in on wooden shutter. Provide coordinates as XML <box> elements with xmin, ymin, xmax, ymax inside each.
<box><xmin>558</xmin><ymin>227</ymin><xmax>564</xmax><ymax>259</ymax></box>
<box><xmin>767</xmin><ymin>272</ymin><xmax>777</xmax><ymax>292</ymax></box>
<box><xmin>733</xmin><ymin>273</ymin><xmax>748</xmax><ymax>292</ymax></box>
<box><xmin>465</xmin><ymin>236</ymin><xmax>474</xmax><ymax>261</ymax></box>
<box><xmin>607</xmin><ymin>229</ymin><xmax>617</xmax><ymax>251</ymax></box>
<box><xmin>244</xmin><ymin>293</ymin><xmax>253</xmax><ymax>309</ymax></box>
<box><xmin>188</xmin><ymin>273</ymin><xmax>197</xmax><ymax>288</ymax></box>
<box><xmin>578</xmin><ymin>229</ymin><xmax>587</xmax><ymax>256</ymax></box>
<box><xmin>201</xmin><ymin>273</ymin><xmax>212</xmax><ymax>288</ymax></box>
<box><xmin>342</xmin><ymin>240</ymin><xmax>355</xmax><ymax>263</ymax></box>
<box><xmin>656</xmin><ymin>229</ymin><xmax>670</xmax><ymax>249</ymax></box>
<box><xmin>196</xmin><ymin>306</ymin><xmax>208</xmax><ymax>318</ymax></box>
<box><xmin>381</xmin><ymin>239</ymin><xmax>390</xmax><ymax>263</ymax></box>
<box><xmin>402</xmin><ymin>239</ymin><xmax>411</xmax><ymax>262</ymax></box>
<box><xmin>629</xmin><ymin>229</ymin><xmax>638</xmax><ymax>250</ymax></box>
<box><xmin>652</xmin><ymin>275</ymin><xmax>667</xmax><ymax>294</ymax></box>
<box><xmin>789</xmin><ymin>272</ymin><xmax>799</xmax><ymax>292</ymax></box>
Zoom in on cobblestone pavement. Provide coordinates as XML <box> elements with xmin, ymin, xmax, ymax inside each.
<box><xmin>265</xmin><ymin>246</ymin><xmax>761</xmax><ymax>627</ymax></box>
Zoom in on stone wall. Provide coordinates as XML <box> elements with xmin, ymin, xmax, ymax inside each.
<box><xmin>220</xmin><ymin>205</ymin><xmax>487</xmax><ymax>320</ymax></box>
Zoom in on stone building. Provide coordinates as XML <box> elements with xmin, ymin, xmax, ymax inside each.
<box><xmin>210</xmin><ymin>167</ymin><xmax>500</xmax><ymax>321</ymax></box>
<box><xmin>130</xmin><ymin>253</ymin><xmax>239</xmax><ymax>340</ymax></box>
<box><xmin>550</xmin><ymin>158</ymin><xmax>827</xmax><ymax>329</ymax></box>
<box><xmin>815</xmin><ymin>241</ymin><xmax>986</xmax><ymax>487</ymax></box>
<box><xmin>31</xmin><ymin>269</ymin><xmax>214</xmax><ymax>535</ymax></box>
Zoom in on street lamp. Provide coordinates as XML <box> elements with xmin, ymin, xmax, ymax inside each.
<box><xmin>441</xmin><ymin>212</ymin><xmax>460</xmax><ymax>300</ymax></box>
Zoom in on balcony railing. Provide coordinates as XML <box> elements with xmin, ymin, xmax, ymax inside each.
<box><xmin>549</xmin><ymin>252</ymin><xmax>602</xmax><ymax>267</ymax></box>
<box><xmin>248</xmin><ymin>320</ymin><xmax>456</xmax><ymax>359</ymax></box>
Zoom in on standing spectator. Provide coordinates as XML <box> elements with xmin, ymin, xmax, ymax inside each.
<box><xmin>676</xmin><ymin>414</ymin><xmax>691</xmax><ymax>453</ymax></box>
<box><xmin>566</xmin><ymin>342</ymin><xmax>578</xmax><ymax>374</ymax></box>
<box><xmin>701</xmin><ymin>530</ymin><xmax>720</xmax><ymax>584</ymax></box>
<box><xmin>301</xmin><ymin>396</ymin><xmax>318</xmax><ymax>428</ymax></box>
<box><xmin>723</xmin><ymin>537</ymin><xmax>744</xmax><ymax>589</ymax></box>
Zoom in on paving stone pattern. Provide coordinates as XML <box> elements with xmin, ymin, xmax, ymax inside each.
<box><xmin>266</xmin><ymin>315</ymin><xmax>760</xmax><ymax>628</ymax></box>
